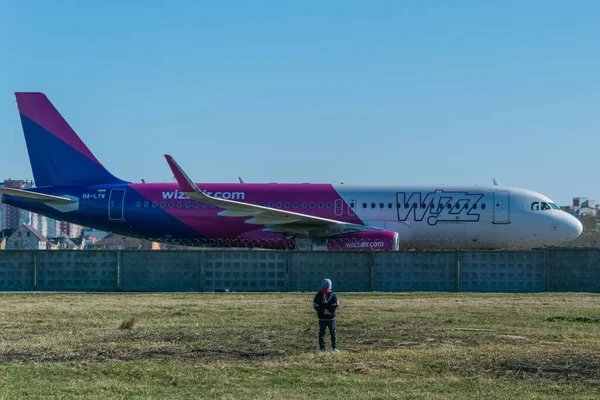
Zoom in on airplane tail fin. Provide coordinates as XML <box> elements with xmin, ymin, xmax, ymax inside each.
<box><xmin>14</xmin><ymin>92</ymin><xmax>126</xmax><ymax>187</ymax></box>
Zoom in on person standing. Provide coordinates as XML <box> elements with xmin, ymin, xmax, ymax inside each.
<box><xmin>313</xmin><ymin>278</ymin><xmax>339</xmax><ymax>352</ymax></box>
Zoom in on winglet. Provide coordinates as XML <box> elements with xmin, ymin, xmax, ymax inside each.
<box><xmin>164</xmin><ymin>155</ymin><xmax>208</xmax><ymax>199</ymax></box>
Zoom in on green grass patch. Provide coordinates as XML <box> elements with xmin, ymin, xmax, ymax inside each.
<box><xmin>0</xmin><ymin>292</ymin><xmax>598</xmax><ymax>398</ymax></box>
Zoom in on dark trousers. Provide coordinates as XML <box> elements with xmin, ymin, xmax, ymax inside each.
<box><xmin>318</xmin><ymin>320</ymin><xmax>337</xmax><ymax>348</ymax></box>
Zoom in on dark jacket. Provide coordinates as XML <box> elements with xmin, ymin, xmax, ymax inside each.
<box><xmin>313</xmin><ymin>290</ymin><xmax>340</xmax><ymax>321</ymax></box>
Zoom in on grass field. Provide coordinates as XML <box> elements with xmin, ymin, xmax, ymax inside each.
<box><xmin>0</xmin><ymin>292</ymin><xmax>598</xmax><ymax>399</ymax></box>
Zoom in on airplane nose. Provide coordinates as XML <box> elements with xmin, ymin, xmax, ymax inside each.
<box><xmin>563</xmin><ymin>215</ymin><xmax>583</xmax><ymax>240</ymax></box>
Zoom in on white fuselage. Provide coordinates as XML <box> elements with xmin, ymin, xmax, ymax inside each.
<box><xmin>335</xmin><ymin>184</ymin><xmax>582</xmax><ymax>249</ymax></box>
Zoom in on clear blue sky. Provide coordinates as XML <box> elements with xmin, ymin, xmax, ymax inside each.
<box><xmin>0</xmin><ymin>1</ymin><xmax>598</xmax><ymax>205</ymax></box>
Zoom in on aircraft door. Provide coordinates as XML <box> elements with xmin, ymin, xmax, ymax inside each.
<box><xmin>493</xmin><ymin>191</ymin><xmax>510</xmax><ymax>223</ymax></box>
<box><xmin>109</xmin><ymin>189</ymin><xmax>126</xmax><ymax>221</ymax></box>
<box><xmin>348</xmin><ymin>199</ymin><xmax>357</xmax><ymax>216</ymax></box>
<box><xmin>334</xmin><ymin>199</ymin><xmax>343</xmax><ymax>216</ymax></box>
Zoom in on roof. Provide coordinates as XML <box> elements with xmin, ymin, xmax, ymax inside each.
<box><xmin>21</xmin><ymin>224</ymin><xmax>47</xmax><ymax>242</ymax></box>
<box><xmin>48</xmin><ymin>236</ymin><xmax>78</xmax><ymax>248</ymax></box>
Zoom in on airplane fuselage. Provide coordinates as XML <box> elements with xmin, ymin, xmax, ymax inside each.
<box><xmin>2</xmin><ymin>182</ymin><xmax>582</xmax><ymax>250</ymax></box>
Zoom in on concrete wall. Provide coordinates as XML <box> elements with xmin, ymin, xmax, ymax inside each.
<box><xmin>374</xmin><ymin>252</ymin><xmax>458</xmax><ymax>292</ymax></box>
<box><xmin>289</xmin><ymin>252</ymin><xmax>371</xmax><ymax>292</ymax></box>
<box><xmin>204</xmin><ymin>251</ymin><xmax>287</xmax><ymax>292</ymax></box>
<box><xmin>120</xmin><ymin>251</ymin><xmax>201</xmax><ymax>292</ymax></box>
<box><xmin>459</xmin><ymin>251</ymin><xmax>547</xmax><ymax>293</ymax></box>
<box><xmin>36</xmin><ymin>251</ymin><xmax>118</xmax><ymax>291</ymax></box>
<box><xmin>0</xmin><ymin>251</ymin><xmax>34</xmax><ymax>291</ymax></box>
<box><xmin>0</xmin><ymin>249</ymin><xmax>598</xmax><ymax>292</ymax></box>
<box><xmin>547</xmin><ymin>249</ymin><xmax>600</xmax><ymax>292</ymax></box>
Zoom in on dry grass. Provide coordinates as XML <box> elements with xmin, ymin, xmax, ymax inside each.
<box><xmin>118</xmin><ymin>317</ymin><xmax>136</xmax><ymax>330</ymax></box>
<box><xmin>0</xmin><ymin>292</ymin><xmax>598</xmax><ymax>399</ymax></box>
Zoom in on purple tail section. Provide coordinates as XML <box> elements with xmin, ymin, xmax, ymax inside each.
<box><xmin>15</xmin><ymin>92</ymin><xmax>125</xmax><ymax>187</ymax></box>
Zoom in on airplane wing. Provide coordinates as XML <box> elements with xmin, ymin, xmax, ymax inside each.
<box><xmin>164</xmin><ymin>155</ymin><xmax>376</xmax><ymax>238</ymax></box>
<box><xmin>0</xmin><ymin>188</ymin><xmax>75</xmax><ymax>204</ymax></box>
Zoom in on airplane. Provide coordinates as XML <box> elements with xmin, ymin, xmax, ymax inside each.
<box><xmin>0</xmin><ymin>92</ymin><xmax>583</xmax><ymax>251</ymax></box>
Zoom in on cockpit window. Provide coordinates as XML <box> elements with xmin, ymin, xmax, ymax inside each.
<box><xmin>532</xmin><ymin>201</ymin><xmax>559</xmax><ymax>211</ymax></box>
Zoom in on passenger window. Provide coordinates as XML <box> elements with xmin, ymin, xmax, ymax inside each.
<box><xmin>193</xmin><ymin>202</ymin><xmax>198</xmax><ymax>208</ymax></box>
<box><xmin>379</xmin><ymin>203</ymin><xmax>384</xmax><ymax>209</ymax></box>
<box><xmin>388</xmin><ymin>203</ymin><xmax>392</xmax><ymax>209</ymax></box>
<box><xmin>302</xmin><ymin>202</ymin><xmax>307</xmax><ymax>208</ymax></box>
<box><xmin>481</xmin><ymin>204</ymin><xmax>486</xmax><ymax>210</ymax></box>
<box><xmin>454</xmin><ymin>204</ymin><xmax>459</xmax><ymax>209</ymax></box>
<box><xmin>429</xmin><ymin>203</ymin><xmax>434</xmax><ymax>209</ymax></box>
<box><xmin>363</xmin><ymin>203</ymin><xmax>367</xmax><ymax>208</ymax></box>
<box><xmin>349</xmin><ymin>202</ymin><xmax>354</xmax><ymax>209</ymax></box>
<box><xmin>397</xmin><ymin>203</ymin><xmax>401</xmax><ymax>208</ymax></box>
<box><xmin>318</xmin><ymin>202</ymin><xmax>323</xmax><ymax>208</ymax></box>
<box><xmin>413</xmin><ymin>203</ymin><xmax>417</xmax><ymax>208</ymax></box>
<box><xmin>177</xmin><ymin>202</ymin><xmax>182</xmax><ymax>208</ymax></box>
<box><xmin>185</xmin><ymin>202</ymin><xmax>190</xmax><ymax>208</ymax></box>
<box><xmin>144</xmin><ymin>201</ymin><xmax>149</xmax><ymax>208</ymax></box>
<box><xmin>438</xmin><ymin>204</ymin><xmax>443</xmax><ymax>209</ymax></box>
<box><xmin>420</xmin><ymin>203</ymin><xmax>426</xmax><ymax>209</ymax></box>
<box><xmin>202</xmin><ymin>202</ymin><xmax>207</xmax><ymax>208</ymax></box>
<box><xmin>310</xmin><ymin>202</ymin><xmax>315</xmax><ymax>208</ymax></box>
<box><xmin>160</xmin><ymin>202</ymin><xmax>166</xmax><ymax>208</ymax></box>
<box><xmin>169</xmin><ymin>202</ymin><xmax>174</xmax><ymax>208</ymax></box>
<box><xmin>136</xmin><ymin>201</ymin><xmax>141</xmax><ymax>208</ymax></box>
<box><xmin>404</xmin><ymin>203</ymin><xmax>409</xmax><ymax>208</ymax></box>
<box><xmin>268</xmin><ymin>202</ymin><xmax>273</xmax><ymax>207</ymax></box>
<box><xmin>472</xmin><ymin>204</ymin><xmax>477</xmax><ymax>209</ymax></box>
<box><xmin>541</xmin><ymin>202</ymin><xmax>551</xmax><ymax>210</ymax></box>
<box><xmin>327</xmin><ymin>202</ymin><xmax>332</xmax><ymax>208</ymax></box>
<box><xmin>276</xmin><ymin>202</ymin><xmax>281</xmax><ymax>208</ymax></box>
<box><xmin>260</xmin><ymin>202</ymin><xmax>265</xmax><ymax>206</ymax></box>
<box><xmin>293</xmin><ymin>202</ymin><xmax>299</xmax><ymax>208</ymax></box>
<box><xmin>463</xmin><ymin>203</ymin><xmax>468</xmax><ymax>209</ymax></box>
<box><xmin>285</xmin><ymin>202</ymin><xmax>290</xmax><ymax>208</ymax></box>
<box><xmin>371</xmin><ymin>203</ymin><xmax>376</xmax><ymax>209</ymax></box>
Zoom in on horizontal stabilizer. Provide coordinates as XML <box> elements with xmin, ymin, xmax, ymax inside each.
<box><xmin>0</xmin><ymin>188</ymin><xmax>75</xmax><ymax>204</ymax></box>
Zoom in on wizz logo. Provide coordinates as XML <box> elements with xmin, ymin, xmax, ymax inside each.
<box><xmin>161</xmin><ymin>190</ymin><xmax>245</xmax><ymax>200</ymax></box>
<box><xmin>397</xmin><ymin>189</ymin><xmax>483</xmax><ymax>226</ymax></box>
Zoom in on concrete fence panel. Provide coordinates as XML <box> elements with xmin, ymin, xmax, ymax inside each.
<box><xmin>204</xmin><ymin>251</ymin><xmax>287</xmax><ymax>292</ymax></box>
<box><xmin>548</xmin><ymin>248</ymin><xmax>600</xmax><ymax>292</ymax></box>
<box><xmin>289</xmin><ymin>252</ymin><xmax>371</xmax><ymax>292</ymax></box>
<box><xmin>459</xmin><ymin>251</ymin><xmax>546</xmax><ymax>292</ymax></box>
<box><xmin>36</xmin><ymin>251</ymin><xmax>118</xmax><ymax>291</ymax></box>
<box><xmin>374</xmin><ymin>251</ymin><xmax>458</xmax><ymax>292</ymax></box>
<box><xmin>120</xmin><ymin>251</ymin><xmax>202</xmax><ymax>292</ymax></box>
<box><xmin>0</xmin><ymin>251</ymin><xmax>35</xmax><ymax>291</ymax></box>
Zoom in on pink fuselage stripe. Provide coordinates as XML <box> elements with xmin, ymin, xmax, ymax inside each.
<box><xmin>130</xmin><ymin>183</ymin><xmax>363</xmax><ymax>238</ymax></box>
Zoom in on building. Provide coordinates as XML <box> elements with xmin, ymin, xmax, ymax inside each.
<box><xmin>92</xmin><ymin>234</ymin><xmax>154</xmax><ymax>250</ymax></box>
<box><xmin>47</xmin><ymin>236</ymin><xmax>79</xmax><ymax>250</ymax></box>
<box><xmin>59</xmin><ymin>221</ymin><xmax>83</xmax><ymax>238</ymax></box>
<box><xmin>5</xmin><ymin>224</ymin><xmax>48</xmax><ymax>250</ymax></box>
<box><xmin>561</xmin><ymin>197</ymin><xmax>600</xmax><ymax>219</ymax></box>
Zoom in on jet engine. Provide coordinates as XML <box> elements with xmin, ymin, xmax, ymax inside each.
<box><xmin>312</xmin><ymin>230</ymin><xmax>401</xmax><ymax>251</ymax></box>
